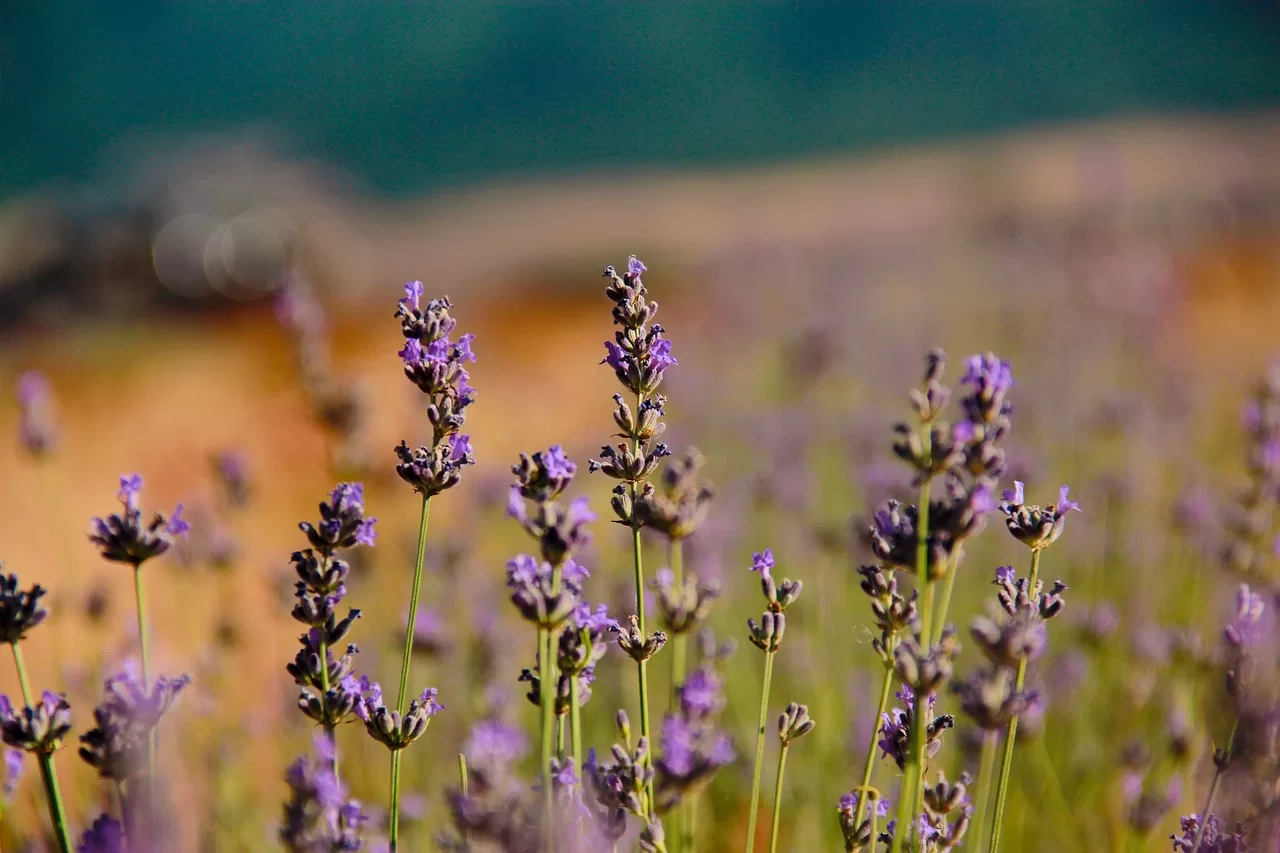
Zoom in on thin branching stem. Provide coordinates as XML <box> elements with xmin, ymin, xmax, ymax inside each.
<box><xmin>745</xmin><ymin>650</ymin><xmax>776</xmax><ymax>853</ymax></box>
<box><xmin>855</xmin><ymin>664</ymin><xmax>896</xmax><ymax>826</ymax></box>
<box><xmin>1189</xmin><ymin>719</ymin><xmax>1238</xmax><ymax>853</ymax></box>
<box><xmin>768</xmin><ymin>742</ymin><xmax>790</xmax><ymax>853</ymax></box>
<box><xmin>987</xmin><ymin>548</ymin><xmax>1042</xmax><ymax>853</ymax></box>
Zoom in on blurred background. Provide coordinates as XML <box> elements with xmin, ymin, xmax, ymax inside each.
<box><xmin>3</xmin><ymin>3</ymin><xmax>1280</xmax><ymax>851</ymax></box>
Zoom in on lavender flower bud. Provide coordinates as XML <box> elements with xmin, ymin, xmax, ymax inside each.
<box><xmin>88</xmin><ymin>474</ymin><xmax>190</xmax><ymax>566</ymax></box>
<box><xmin>777</xmin><ymin>702</ymin><xmax>816</xmax><ymax>745</ymax></box>
<box><xmin>969</xmin><ymin>612</ymin><xmax>1046</xmax><ymax>669</ymax></box>
<box><xmin>652</xmin><ymin>568</ymin><xmax>721</xmax><ymax>636</ymax></box>
<box><xmin>2</xmin><ymin>748</ymin><xmax>21</xmax><ymax>803</ymax></box>
<box><xmin>998</xmin><ymin>482</ymin><xmax>1081</xmax><ymax>551</ymax></box>
<box><xmin>0</xmin><ymin>571</ymin><xmax>48</xmax><ymax>644</ymax></box>
<box><xmin>589</xmin><ymin>442</ymin><xmax>671</xmax><ymax>485</ymax></box>
<box><xmin>893</xmin><ymin>629</ymin><xmax>961</xmax><ymax>694</ymax></box>
<box><xmin>633</xmin><ymin>448</ymin><xmax>716</xmax><ymax>540</ymax></box>
<box><xmin>747</xmin><ymin>611</ymin><xmax>786</xmax><ymax>653</ymax></box>
<box><xmin>613</xmin><ymin>394</ymin><xmax>667</xmax><ymax>442</ymax></box>
<box><xmin>993</xmin><ymin>566</ymin><xmax>1069</xmax><ymax>620</ymax></box>
<box><xmin>951</xmin><ymin>668</ymin><xmax>1038</xmax><ymax>731</ymax></box>
<box><xmin>505</xmin><ymin>555</ymin><xmax>583</xmax><ymax>629</ymax></box>
<box><xmin>0</xmin><ymin>691</ymin><xmax>72</xmax><ymax>754</ymax></box>
<box><xmin>838</xmin><ymin>791</ymin><xmax>890</xmax><ymax>852</ymax></box>
<box><xmin>613</xmin><ymin>615</ymin><xmax>667</xmax><ymax>663</ymax></box>
<box><xmin>922</xmin><ymin>770</ymin><xmax>971</xmax><ymax>815</ymax></box>
<box><xmin>877</xmin><ymin>690</ymin><xmax>954</xmax><ymax>771</ymax></box>
<box><xmin>355</xmin><ymin>683</ymin><xmax>444</xmax><ymax>752</ymax></box>
<box><xmin>511</xmin><ymin>445</ymin><xmax>577</xmax><ymax>503</ymax></box>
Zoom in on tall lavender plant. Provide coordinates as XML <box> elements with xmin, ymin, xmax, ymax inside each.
<box><xmin>744</xmin><ymin>549</ymin><xmax>801</xmax><ymax>852</ymax></box>
<box><xmin>88</xmin><ymin>474</ymin><xmax>189</xmax><ymax>780</ymax></box>
<box><xmin>985</xmin><ymin>483</ymin><xmax>1078</xmax><ymax>853</ymax></box>
<box><xmin>0</xmin><ymin>567</ymin><xmax>71</xmax><ymax>852</ymax></box>
<box><xmin>390</xmin><ymin>283</ymin><xmax>476</xmax><ymax>849</ymax></box>
<box><xmin>591</xmin><ymin>256</ymin><xmax>676</xmax><ymax>809</ymax></box>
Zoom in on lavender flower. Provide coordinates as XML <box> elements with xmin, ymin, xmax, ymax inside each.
<box><xmin>998</xmin><ymin>482</ymin><xmax>1081</xmax><ymax>551</ymax></box>
<box><xmin>652</xmin><ymin>566</ymin><xmax>721</xmax><ymax>636</ymax></box>
<box><xmin>877</xmin><ymin>689</ymin><xmax>954</xmax><ymax>771</ymax></box>
<box><xmin>78</xmin><ymin>669</ymin><xmax>191</xmax><ymax>780</ymax></box>
<box><xmin>393</xmin><ymin>286</ymin><xmax>477</xmax><ymax>492</ymax></box>
<box><xmin>77</xmin><ymin>815</ymin><xmax>126</xmax><ymax>853</ymax></box>
<box><xmin>355</xmin><ymin>682</ymin><xmax>444</xmax><ymax>751</ymax></box>
<box><xmin>15</xmin><ymin>371</ymin><xmax>57</xmax><ymax>457</ymax></box>
<box><xmin>0</xmin><ymin>691</ymin><xmax>73</xmax><ymax>754</ymax></box>
<box><xmin>951</xmin><ymin>668</ymin><xmax>1039</xmax><ymax>731</ymax></box>
<box><xmin>211</xmin><ymin>449</ymin><xmax>252</xmax><ymax>509</ymax></box>
<box><xmin>633</xmin><ymin>448</ymin><xmax>716</xmax><ymax>540</ymax></box>
<box><xmin>0</xmin><ymin>570</ymin><xmax>48</xmax><ymax>644</ymax></box>
<box><xmin>88</xmin><ymin>475</ymin><xmax>189</xmax><ymax>566</ymax></box>
<box><xmin>838</xmin><ymin>792</ymin><xmax>891</xmax><ymax>852</ymax></box>
<box><xmin>1170</xmin><ymin>814</ymin><xmax>1249</xmax><ymax>852</ymax></box>
<box><xmin>281</xmin><ymin>743</ymin><xmax>366</xmax><ymax>853</ymax></box>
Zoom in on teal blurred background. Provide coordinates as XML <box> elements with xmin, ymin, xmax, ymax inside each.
<box><xmin>5</xmin><ymin>2</ymin><xmax>1280</xmax><ymax>196</ymax></box>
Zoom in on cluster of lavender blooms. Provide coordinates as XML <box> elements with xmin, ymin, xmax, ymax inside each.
<box><xmin>10</xmin><ymin>257</ymin><xmax>1280</xmax><ymax>853</ymax></box>
<box><xmin>393</xmin><ymin>282</ymin><xmax>476</xmax><ymax>496</ymax></box>
<box><xmin>286</xmin><ymin>484</ymin><xmax>375</xmax><ymax>743</ymax></box>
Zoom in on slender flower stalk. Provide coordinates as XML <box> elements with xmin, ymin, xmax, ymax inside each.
<box><xmin>591</xmin><ymin>256</ymin><xmax>679</xmax><ymax>808</ymax></box>
<box><xmin>88</xmin><ymin>474</ymin><xmax>189</xmax><ymax>783</ymax></box>
<box><xmin>768</xmin><ymin>704</ymin><xmax>815</xmax><ymax>853</ymax></box>
<box><xmin>671</xmin><ymin>540</ymin><xmax>686</xmax><ymax>710</ymax></box>
<box><xmin>986</xmin><ymin>480</ymin><xmax>1077</xmax><ymax>853</ymax></box>
<box><xmin>396</xmin><ymin>496</ymin><xmax>433</xmax><ymax>715</ymax></box>
<box><xmin>855</xmin><ymin>665</ymin><xmax>895</xmax><ymax>825</ymax></box>
<box><xmin>36</xmin><ymin>753</ymin><xmax>73</xmax><ymax>853</ymax></box>
<box><xmin>539</xmin><ymin>626</ymin><xmax>555</xmax><ymax>828</ymax></box>
<box><xmin>768</xmin><ymin>742</ymin><xmax>789</xmax><ymax>853</ymax></box>
<box><xmin>969</xmin><ymin>731</ymin><xmax>998</xmax><ymax>850</ymax></box>
<box><xmin>744</xmin><ymin>550</ymin><xmax>801</xmax><ymax>853</ymax></box>
<box><xmin>745</xmin><ymin>650</ymin><xmax>775</xmax><ymax>853</ymax></box>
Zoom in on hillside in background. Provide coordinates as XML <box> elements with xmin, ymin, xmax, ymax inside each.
<box><xmin>3</xmin><ymin>2</ymin><xmax>1280</xmax><ymax>196</ymax></box>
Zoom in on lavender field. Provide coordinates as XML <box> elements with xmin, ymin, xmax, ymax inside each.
<box><xmin>1</xmin><ymin>119</ymin><xmax>1280</xmax><ymax>853</ymax></box>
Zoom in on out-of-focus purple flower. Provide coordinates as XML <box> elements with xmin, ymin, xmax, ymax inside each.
<box><xmin>281</xmin><ymin>744</ymin><xmax>364</xmax><ymax>851</ymax></box>
<box><xmin>1225</xmin><ymin>583</ymin><xmax>1266</xmax><ymax>649</ymax></box>
<box><xmin>166</xmin><ymin>504</ymin><xmax>191</xmax><ymax>538</ymax></box>
<box><xmin>1170</xmin><ymin>813</ymin><xmax>1249</xmax><ymax>852</ymax></box>
<box><xmin>572</xmin><ymin>602</ymin><xmax>613</xmax><ymax>635</ymax></box>
<box><xmin>1</xmin><ymin>747</ymin><xmax>21</xmax><ymax>801</ymax></box>
<box><xmin>77</xmin><ymin>815</ymin><xmax>126</xmax><ymax>853</ymax></box>
<box><xmin>211</xmin><ymin>449</ymin><xmax>252</xmax><ymax>508</ymax></box>
<box><xmin>628</xmin><ymin>255</ymin><xmax>647</xmax><ymax>278</ymax></box>
<box><xmin>678</xmin><ymin>667</ymin><xmax>724</xmax><ymax>719</ymax></box>
<box><xmin>15</xmin><ymin>371</ymin><xmax>57</xmax><ymax>457</ymax></box>
<box><xmin>544</xmin><ymin>446</ymin><xmax>576</xmax><ymax>481</ymax></box>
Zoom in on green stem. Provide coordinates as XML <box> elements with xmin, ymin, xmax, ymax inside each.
<box><xmin>130</xmin><ymin>562</ymin><xmax>157</xmax><ymax>781</ymax></box>
<box><xmin>37</xmin><ymin>754</ymin><xmax>72</xmax><ymax>853</ymax></box>
<box><xmin>1189</xmin><ymin>719</ymin><xmax>1238</xmax><ymax>853</ymax></box>
<box><xmin>570</xmin><ymin>672</ymin><xmax>583</xmax><ymax>774</ymax></box>
<box><xmin>744</xmin><ymin>650</ymin><xmax>776</xmax><ymax>853</ymax></box>
<box><xmin>458</xmin><ymin>753</ymin><xmax>470</xmax><ymax>846</ymax></box>
<box><xmin>396</xmin><ymin>496</ymin><xmax>433</xmax><ymax>713</ymax></box>
<box><xmin>539</xmin><ymin>628</ymin><xmax>555</xmax><ymax>843</ymax></box>
<box><xmin>969</xmin><ymin>731</ymin><xmax>998</xmax><ymax>852</ymax></box>
<box><xmin>389</xmin><ymin>750</ymin><xmax>401</xmax><ymax>852</ymax></box>
<box><xmin>631</xmin><ymin>512</ymin><xmax>655</xmax><ymax>815</ymax></box>
<box><xmin>671</xmin><ymin>539</ymin><xmax>687</xmax><ymax>709</ymax></box>
<box><xmin>10</xmin><ymin>645</ymin><xmax>34</xmax><ymax>707</ymax></box>
<box><xmin>987</xmin><ymin>548</ymin><xmax>1041</xmax><ymax>853</ymax></box>
<box><xmin>316</xmin><ymin>632</ymin><xmax>338</xmax><ymax>780</ymax></box>
<box><xmin>892</xmin><ymin>463</ymin><xmax>933</xmax><ymax>853</ymax></box>
<box><xmin>768</xmin><ymin>743</ymin><xmax>790</xmax><ymax>853</ymax></box>
<box><xmin>388</xmin><ymin>495</ymin><xmax>431</xmax><ymax>853</ymax></box>
<box><xmin>684</xmin><ymin>794</ymin><xmax>698</xmax><ymax>853</ymax></box>
<box><xmin>855</xmin><ymin>664</ymin><xmax>896</xmax><ymax>825</ymax></box>
<box><xmin>931</xmin><ymin>552</ymin><xmax>959</xmax><ymax>641</ymax></box>
<box><xmin>557</xmin><ymin>713</ymin><xmax>567</xmax><ymax>760</ymax></box>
